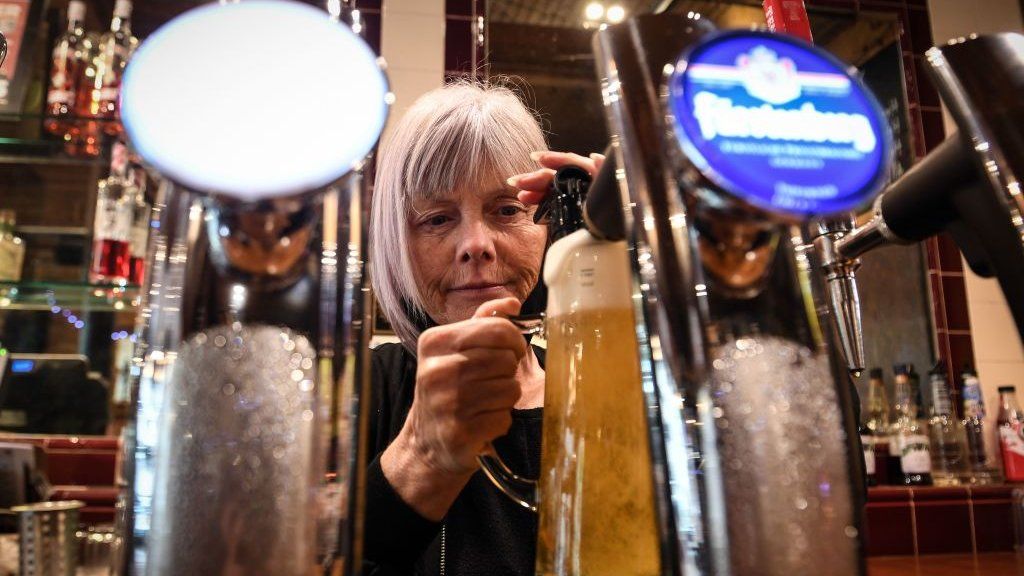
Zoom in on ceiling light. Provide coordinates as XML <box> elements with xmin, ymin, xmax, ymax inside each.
<box><xmin>585</xmin><ymin>2</ymin><xmax>604</xmax><ymax>21</ymax></box>
<box><xmin>606</xmin><ymin>5</ymin><xmax>625</xmax><ymax>23</ymax></box>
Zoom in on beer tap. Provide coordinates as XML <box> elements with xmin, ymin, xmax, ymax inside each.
<box><xmin>590</xmin><ymin>17</ymin><xmax>891</xmax><ymax>576</ymax></box>
<box><xmin>833</xmin><ymin>33</ymin><xmax>1024</xmax><ymax>344</ymax></box>
<box><xmin>805</xmin><ymin>215</ymin><xmax>867</xmax><ymax>376</ymax></box>
<box><xmin>111</xmin><ymin>2</ymin><xmax>389</xmax><ymax>574</ymax></box>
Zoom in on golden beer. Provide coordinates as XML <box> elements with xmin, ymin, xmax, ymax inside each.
<box><xmin>536</xmin><ymin>306</ymin><xmax>661</xmax><ymax>576</ymax></box>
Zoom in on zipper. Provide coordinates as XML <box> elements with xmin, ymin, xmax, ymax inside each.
<box><xmin>440</xmin><ymin>522</ymin><xmax>447</xmax><ymax>576</ymax></box>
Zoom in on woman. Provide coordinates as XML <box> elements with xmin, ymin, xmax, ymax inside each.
<box><xmin>364</xmin><ymin>81</ymin><xmax>600</xmax><ymax>575</ymax></box>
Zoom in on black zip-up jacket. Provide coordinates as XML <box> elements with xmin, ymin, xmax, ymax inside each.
<box><xmin>362</xmin><ymin>342</ymin><xmax>544</xmax><ymax>576</ymax></box>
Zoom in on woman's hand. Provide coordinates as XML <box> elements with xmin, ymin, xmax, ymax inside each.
<box><xmin>508</xmin><ymin>150</ymin><xmax>606</xmax><ymax>205</ymax></box>
<box><xmin>381</xmin><ymin>297</ymin><xmax>527</xmax><ymax>520</ymax></box>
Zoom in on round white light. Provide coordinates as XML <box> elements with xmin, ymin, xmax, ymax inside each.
<box><xmin>584</xmin><ymin>2</ymin><xmax>604</xmax><ymax>21</ymax></box>
<box><xmin>606</xmin><ymin>5</ymin><xmax>625</xmax><ymax>23</ymax></box>
<box><xmin>121</xmin><ymin>0</ymin><xmax>389</xmax><ymax>201</ymax></box>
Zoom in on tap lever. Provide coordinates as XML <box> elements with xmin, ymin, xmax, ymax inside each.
<box><xmin>582</xmin><ymin>144</ymin><xmax>626</xmax><ymax>242</ymax></box>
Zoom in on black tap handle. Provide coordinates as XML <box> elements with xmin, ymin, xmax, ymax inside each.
<box><xmin>877</xmin><ymin>136</ymin><xmax>973</xmax><ymax>242</ymax></box>
<box><xmin>583</xmin><ymin>145</ymin><xmax>626</xmax><ymax>242</ymax></box>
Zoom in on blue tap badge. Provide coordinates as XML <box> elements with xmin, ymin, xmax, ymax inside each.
<box><xmin>667</xmin><ymin>31</ymin><xmax>891</xmax><ymax>216</ymax></box>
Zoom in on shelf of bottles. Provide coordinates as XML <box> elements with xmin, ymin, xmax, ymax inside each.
<box><xmin>0</xmin><ymin>280</ymin><xmax>140</xmax><ymax>312</ymax></box>
<box><xmin>0</xmin><ymin>0</ymin><xmax>151</xmax><ymax>314</ymax></box>
<box><xmin>0</xmin><ymin>0</ymin><xmax>135</xmax><ymax>162</ymax></box>
<box><xmin>860</xmin><ymin>363</ymin><xmax>1024</xmax><ymax>489</ymax></box>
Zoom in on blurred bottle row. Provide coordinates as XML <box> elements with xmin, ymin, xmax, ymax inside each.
<box><xmin>860</xmin><ymin>363</ymin><xmax>1024</xmax><ymax>487</ymax></box>
<box><xmin>0</xmin><ymin>140</ymin><xmax>151</xmax><ymax>286</ymax></box>
<box><xmin>44</xmin><ymin>0</ymin><xmax>136</xmax><ymax>157</ymax></box>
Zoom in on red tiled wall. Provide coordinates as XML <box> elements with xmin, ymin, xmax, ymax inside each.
<box><xmin>865</xmin><ymin>486</ymin><xmax>1017</xmax><ymax>556</ymax></box>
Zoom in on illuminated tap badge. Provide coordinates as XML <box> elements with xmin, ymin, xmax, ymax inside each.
<box><xmin>668</xmin><ymin>31</ymin><xmax>890</xmax><ymax>216</ymax></box>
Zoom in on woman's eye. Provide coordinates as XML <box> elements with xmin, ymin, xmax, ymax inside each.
<box><xmin>497</xmin><ymin>204</ymin><xmax>525</xmax><ymax>218</ymax></box>
<box><xmin>420</xmin><ymin>213</ymin><xmax>452</xmax><ymax>229</ymax></box>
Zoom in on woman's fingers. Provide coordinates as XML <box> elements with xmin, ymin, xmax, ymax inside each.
<box><xmin>508</xmin><ymin>151</ymin><xmax>607</xmax><ymax>205</ymax></box>
<box><xmin>507</xmin><ymin>168</ymin><xmax>556</xmax><ymax>194</ymax></box>
<box><xmin>532</xmin><ymin>150</ymin><xmax>598</xmax><ymax>173</ymax></box>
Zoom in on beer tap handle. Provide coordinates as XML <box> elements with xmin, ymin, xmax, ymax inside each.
<box><xmin>582</xmin><ymin>145</ymin><xmax>626</xmax><ymax>242</ymax></box>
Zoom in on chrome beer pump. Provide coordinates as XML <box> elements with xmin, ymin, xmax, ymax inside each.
<box><xmin>827</xmin><ymin>33</ymin><xmax>1024</xmax><ymax>346</ymax></box>
<box><xmin>111</xmin><ymin>2</ymin><xmax>389</xmax><ymax>574</ymax></box>
<box><xmin>584</xmin><ymin>15</ymin><xmax>892</xmax><ymax>576</ymax></box>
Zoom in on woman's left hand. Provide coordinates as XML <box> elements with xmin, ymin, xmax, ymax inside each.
<box><xmin>507</xmin><ymin>150</ymin><xmax>606</xmax><ymax>206</ymax></box>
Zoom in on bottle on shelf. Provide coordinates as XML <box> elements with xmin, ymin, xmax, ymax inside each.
<box><xmin>75</xmin><ymin>0</ymin><xmax>136</xmax><ymax>154</ymax></box>
<box><xmin>127</xmin><ymin>167</ymin><xmax>150</xmax><ymax>285</ymax></box>
<box><xmin>909</xmin><ymin>363</ymin><xmax>925</xmax><ymax>420</ymax></box>
<box><xmin>927</xmin><ymin>361</ymin><xmax>968</xmax><ymax>486</ymax></box>
<box><xmin>859</xmin><ymin>422</ymin><xmax>877</xmax><ymax>487</ymax></box>
<box><xmin>890</xmin><ymin>363</ymin><xmax>933</xmax><ymax>486</ymax></box>
<box><xmin>961</xmin><ymin>363</ymin><xmax>1000</xmax><ymax>484</ymax></box>
<box><xmin>44</xmin><ymin>1</ymin><xmax>89</xmax><ymax>138</ymax></box>
<box><xmin>0</xmin><ymin>210</ymin><xmax>26</xmax><ymax>282</ymax></box>
<box><xmin>89</xmin><ymin>142</ymin><xmax>135</xmax><ymax>284</ymax></box>
<box><xmin>863</xmin><ymin>367</ymin><xmax>891</xmax><ymax>484</ymax></box>
<box><xmin>997</xmin><ymin>385</ymin><xmax>1024</xmax><ymax>482</ymax></box>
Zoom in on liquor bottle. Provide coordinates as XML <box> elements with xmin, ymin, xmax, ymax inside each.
<box><xmin>859</xmin><ymin>422</ymin><xmax>877</xmax><ymax>486</ymax></box>
<box><xmin>864</xmin><ymin>367</ymin><xmax>890</xmax><ymax>484</ymax></box>
<box><xmin>44</xmin><ymin>1</ymin><xmax>88</xmax><ymax>137</ymax></box>
<box><xmin>909</xmin><ymin>364</ymin><xmax>925</xmax><ymax>420</ymax></box>
<box><xmin>89</xmin><ymin>142</ymin><xmax>134</xmax><ymax>284</ymax></box>
<box><xmin>127</xmin><ymin>167</ymin><xmax>150</xmax><ymax>285</ymax></box>
<box><xmin>962</xmin><ymin>364</ymin><xmax>1000</xmax><ymax>484</ymax></box>
<box><xmin>76</xmin><ymin>0</ymin><xmax>136</xmax><ymax>148</ymax></box>
<box><xmin>0</xmin><ymin>210</ymin><xmax>26</xmax><ymax>282</ymax></box>
<box><xmin>927</xmin><ymin>362</ymin><xmax>968</xmax><ymax>485</ymax></box>
<box><xmin>997</xmin><ymin>386</ymin><xmax>1024</xmax><ymax>482</ymax></box>
<box><xmin>891</xmin><ymin>364</ymin><xmax>933</xmax><ymax>485</ymax></box>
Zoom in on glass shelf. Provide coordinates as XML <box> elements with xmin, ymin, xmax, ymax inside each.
<box><xmin>0</xmin><ymin>137</ymin><xmax>108</xmax><ymax>167</ymax></box>
<box><xmin>0</xmin><ymin>281</ymin><xmax>140</xmax><ymax>312</ymax></box>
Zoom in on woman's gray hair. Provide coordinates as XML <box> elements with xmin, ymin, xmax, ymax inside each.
<box><xmin>370</xmin><ymin>80</ymin><xmax>548</xmax><ymax>352</ymax></box>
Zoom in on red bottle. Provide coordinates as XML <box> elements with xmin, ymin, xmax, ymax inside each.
<box><xmin>89</xmin><ymin>143</ymin><xmax>134</xmax><ymax>284</ymax></box>
<box><xmin>74</xmin><ymin>0</ymin><xmax>136</xmax><ymax>153</ymax></box>
<box><xmin>44</xmin><ymin>1</ymin><xmax>88</xmax><ymax>137</ymax></box>
<box><xmin>997</xmin><ymin>386</ymin><xmax>1024</xmax><ymax>482</ymax></box>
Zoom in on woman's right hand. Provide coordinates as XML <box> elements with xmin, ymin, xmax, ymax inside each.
<box><xmin>508</xmin><ymin>150</ymin><xmax>606</xmax><ymax>206</ymax></box>
<box><xmin>381</xmin><ymin>297</ymin><xmax>527</xmax><ymax>520</ymax></box>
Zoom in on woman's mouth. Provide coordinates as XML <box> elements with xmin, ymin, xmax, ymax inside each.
<box><xmin>448</xmin><ymin>282</ymin><xmax>511</xmax><ymax>298</ymax></box>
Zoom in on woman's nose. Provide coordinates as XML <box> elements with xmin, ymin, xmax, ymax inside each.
<box><xmin>457</xmin><ymin>219</ymin><xmax>496</xmax><ymax>263</ymax></box>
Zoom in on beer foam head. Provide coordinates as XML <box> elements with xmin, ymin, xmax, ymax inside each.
<box><xmin>120</xmin><ymin>0</ymin><xmax>390</xmax><ymax>200</ymax></box>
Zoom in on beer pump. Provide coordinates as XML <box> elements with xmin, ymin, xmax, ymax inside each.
<box><xmin>586</xmin><ymin>16</ymin><xmax>891</xmax><ymax>576</ymax></box>
<box><xmin>111</xmin><ymin>2</ymin><xmax>389</xmax><ymax>574</ymax></box>
<box><xmin>831</xmin><ymin>33</ymin><xmax>1024</xmax><ymax>345</ymax></box>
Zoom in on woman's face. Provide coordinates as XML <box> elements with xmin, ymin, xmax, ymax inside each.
<box><xmin>408</xmin><ymin>183</ymin><xmax>547</xmax><ymax>325</ymax></box>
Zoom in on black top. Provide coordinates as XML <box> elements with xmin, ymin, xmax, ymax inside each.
<box><xmin>363</xmin><ymin>342</ymin><xmax>544</xmax><ymax>576</ymax></box>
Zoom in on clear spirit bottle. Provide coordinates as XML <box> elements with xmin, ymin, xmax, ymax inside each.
<box><xmin>864</xmin><ymin>367</ymin><xmax>890</xmax><ymax>483</ymax></box>
<box><xmin>927</xmin><ymin>362</ymin><xmax>967</xmax><ymax>486</ymax></box>
<box><xmin>0</xmin><ymin>210</ymin><xmax>25</xmax><ymax>282</ymax></box>
<box><xmin>890</xmin><ymin>364</ymin><xmax>932</xmax><ymax>486</ymax></box>
<box><xmin>961</xmin><ymin>364</ymin><xmax>1000</xmax><ymax>484</ymax></box>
